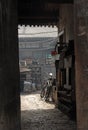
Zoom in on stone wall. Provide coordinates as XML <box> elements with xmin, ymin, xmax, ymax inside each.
<box><xmin>0</xmin><ymin>0</ymin><xmax>21</xmax><ymax>130</ymax></box>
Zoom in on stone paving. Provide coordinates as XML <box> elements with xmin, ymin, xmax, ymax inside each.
<box><xmin>21</xmin><ymin>91</ymin><xmax>76</xmax><ymax>130</ymax></box>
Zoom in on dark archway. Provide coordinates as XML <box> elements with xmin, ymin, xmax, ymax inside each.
<box><xmin>0</xmin><ymin>0</ymin><xmax>88</xmax><ymax>130</ymax></box>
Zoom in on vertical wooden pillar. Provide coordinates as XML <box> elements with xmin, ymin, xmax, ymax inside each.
<box><xmin>74</xmin><ymin>0</ymin><xmax>88</xmax><ymax>130</ymax></box>
<box><xmin>0</xmin><ymin>0</ymin><xmax>21</xmax><ymax>130</ymax></box>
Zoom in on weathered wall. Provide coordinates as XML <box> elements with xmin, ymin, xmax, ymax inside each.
<box><xmin>74</xmin><ymin>0</ymin><xmax>88</xmax><ymax>130</ymax></box>
<box><xmin>59</xmin><ymin>4</ymin><xmax>74</xmax><ymax>43</ymax></box>
<box><xmin>0</xmin><ymin>0</ymin><xmax>21</xmax><ymax>130</ymax></box>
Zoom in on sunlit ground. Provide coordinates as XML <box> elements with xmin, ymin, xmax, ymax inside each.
<box><xmin>21</xmin><ymin>91</ymin><xmax>55</xmax><ymax>111</ymax></box>
<box><xmin>21</xmin><ymin>91</ymin><xmax>76</xmax><ymax>130</ymax></box>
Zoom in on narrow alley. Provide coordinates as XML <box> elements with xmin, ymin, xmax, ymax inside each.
<box><xmin>21</xmin><ymin>91</ymin><xmax>76</xmax><ymax>130</ymax></box>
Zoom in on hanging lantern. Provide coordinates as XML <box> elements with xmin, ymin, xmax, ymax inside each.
<box><xmin>51</xmin><ymin>51</ymin><xmax>58</xmax><ymax>56</ymax></box>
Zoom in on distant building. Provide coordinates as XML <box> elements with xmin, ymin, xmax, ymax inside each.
<box><xmin>19</xmin><ymin>37</ymin><xmax>57</xmax><ymax>84</ymax></box>
<box><xmin>20</xmin><ymin>67</ymin><xmax>31</xmax><ymax>92</ymax></box>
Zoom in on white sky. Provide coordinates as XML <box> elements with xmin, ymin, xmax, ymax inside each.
<box><xmin>18</xmin><ymin>25</ymin><xmax>58</xmax><ymax>37</ymax></box>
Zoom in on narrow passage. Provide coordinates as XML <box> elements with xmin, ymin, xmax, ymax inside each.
<box><xmin>21</xmin><ymin>91</ymin><xmax>76</xmax><ymax>130</ymax></box>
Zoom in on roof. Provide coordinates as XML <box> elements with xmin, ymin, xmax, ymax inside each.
<box><xmin>19</xmin><ymin>37</ymin><xmax>58</xmax><ymax>49</ymax></box>
<box><xmin>19</xmin><ymin>37</ymin><xmax>56</xmax><ymax>42</ymax></box>
<box><xmin>18</xmin><ymin>0</ymin><xmax>73</xmax><ymax>26</ymax></box>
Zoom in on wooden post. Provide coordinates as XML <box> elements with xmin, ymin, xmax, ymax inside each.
<box><xmin>0</xmin><ymin>0</ymin><xmax>21</xmax><ymax>130</ymax></box>
<box><xmin>74</xmin><ymin>0</ymin><xmax>88</xmax><ymax>130</ymax></box>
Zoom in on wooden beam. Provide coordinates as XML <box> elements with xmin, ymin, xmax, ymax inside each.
<box><xmin>45</xmin><ymin>0</ymin><xmax>73</xmax><ymax>3</ymax></box>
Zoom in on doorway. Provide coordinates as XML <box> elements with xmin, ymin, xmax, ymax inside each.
<box><xmin>18</xmin><ymin>25</ymin><xmax>76</xmax><ymax>130</ymax></box>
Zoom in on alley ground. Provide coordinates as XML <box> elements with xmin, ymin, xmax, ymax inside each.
<box><xmin>21</xmin><ymin>91</ymin><xmax>76</xmax><ymax>130</ymax></box>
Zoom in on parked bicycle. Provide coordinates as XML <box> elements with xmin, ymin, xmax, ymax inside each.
<box><xmin>40</xmin><ymin>73</ymin><xmax>54</xmax><ymax>101</ymax></box>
